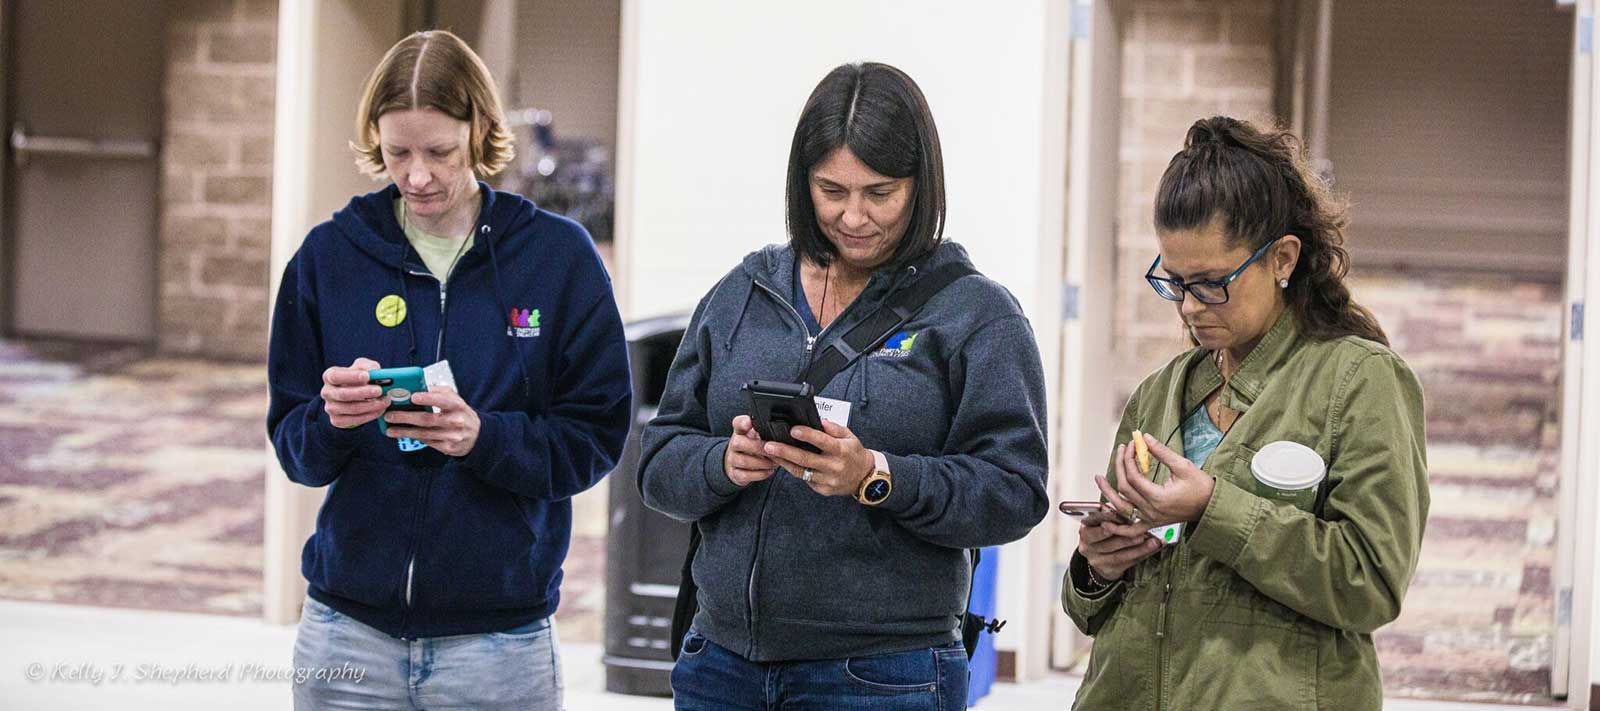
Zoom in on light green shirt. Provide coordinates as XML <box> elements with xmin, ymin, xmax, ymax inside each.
<box><xmin>395</xmin><ymin>197</ymin><xmax>474</xmax><ymax>281</ymax></box>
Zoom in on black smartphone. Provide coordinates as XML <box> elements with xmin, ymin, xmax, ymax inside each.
<box><xmin>741</xmin><ymin>380</ymin><xmax>824</xmax><ymax>454</ymax></box>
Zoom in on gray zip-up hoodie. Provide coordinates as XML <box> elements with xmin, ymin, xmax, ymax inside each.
<box><xmin>638</xmin><ymin>241</ymin><xmax>1050</xmax><ymax>662</ymax></box>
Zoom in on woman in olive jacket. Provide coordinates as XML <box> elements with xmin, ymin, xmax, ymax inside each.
<box><xmin>1062</xmin><ymin>117</ymin><xmax>1428</xmax><ymax>710</ymax></box>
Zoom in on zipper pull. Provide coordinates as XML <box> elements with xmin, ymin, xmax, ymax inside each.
<box><xmin>1156</xmin><ymin>582</ymin><xmax>1172</xmax><ymax>638</ymax></box>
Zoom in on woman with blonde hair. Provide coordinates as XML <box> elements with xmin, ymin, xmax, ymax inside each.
<box><xmin>267</xmin><ymin>30</ymin><xmax>631</xmax><ymax>709</ymax></box>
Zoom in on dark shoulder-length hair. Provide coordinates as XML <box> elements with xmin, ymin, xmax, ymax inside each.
<box><xmin>1154</xmin><ymin>116</ymin><xmax>1389</xmax><ymax>346</ymax></box>
<box><xmin>785</xmin><ymin>62</ymin><xmax>946</xmax><ymax>269</ymax></box>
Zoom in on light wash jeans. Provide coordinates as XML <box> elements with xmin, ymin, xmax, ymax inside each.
<box><xmin>292</xmin><ymin>596</ymin><xmax>564</xmax><ymax>710</ymax></box>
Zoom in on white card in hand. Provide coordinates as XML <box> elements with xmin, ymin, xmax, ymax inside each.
<box><xmin>814</xmin><ymin>396</ymin><xmax>852</xmax><ymax>427</ymax></box>
<box><xmin>422</xmin><ymin>360</ymin><xmax>456</xmax><ymax>413</ymax></box>
<box><xmin>1149</xmin><ymin>523</ymin><xmax>1183</xmax><ymax>546</ymax></box>
<box><xmin>423</xmin><ymin>360</ymin><xmax>456</xmax><ymax>391</ymax></box>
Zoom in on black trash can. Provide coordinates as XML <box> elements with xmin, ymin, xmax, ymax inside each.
<box><xmin>604</xmin><ymin>315</ymin><xmax>693</xmax><ymax>696</ymax></box>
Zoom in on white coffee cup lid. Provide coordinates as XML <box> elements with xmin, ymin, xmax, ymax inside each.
<box><xmin>1250</xmin><ymin>441</ymin><xmax>1326</xmax><ymax>490</ymax></box>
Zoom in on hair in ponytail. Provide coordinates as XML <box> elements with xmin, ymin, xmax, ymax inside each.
<box><xmin>1154</xmin><ymin>116</ymin><xmax>1388</xmax><ymax>346</ymax></box>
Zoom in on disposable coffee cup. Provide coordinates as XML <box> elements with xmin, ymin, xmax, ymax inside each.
<box><xmin>1248</xmin><ymin>441</ymin><xmax>1326</xmax><ymax>512</ymax></box>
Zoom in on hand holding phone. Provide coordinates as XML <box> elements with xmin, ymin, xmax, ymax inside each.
<box><xmin>1060</xmin><ymin>499</ymin><xmax>1183</xmax><ymax>545</ymax></box>
<box><xmin>724</xmin><ymin>415</ymin><xmax>779</xmax><ymax>487</ymax></box>
<box><xmin>1058</xmin><ymin>500</ymin><xmax>1134</xmax><ymax>527</ymax></box>
<box><xmin>322</xmin><ymin>357</ymin><xmax>388</xmax><ymax>429</ymax></box>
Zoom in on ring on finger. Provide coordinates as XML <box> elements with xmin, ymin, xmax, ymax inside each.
<box><xmin>803</xmin><ymin>469</ymin><xmax>815</xmax><ymax>483</ymax></box>
<box><xmin>1127</xmin><ymin>507</ymin><xmax>1144</xmax><ymax>525</ymax></box>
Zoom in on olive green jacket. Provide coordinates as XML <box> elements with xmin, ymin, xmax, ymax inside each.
<box><xmin>1062</xmin><ymin>312</ymin><xmax>1428</xmax><ymax>710</ymax></box>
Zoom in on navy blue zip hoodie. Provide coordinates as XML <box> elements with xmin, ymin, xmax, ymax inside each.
<box><xmin>267</xmin><ymin>182</ymin><xmax>631</xmax><ymax>639</ymax></box>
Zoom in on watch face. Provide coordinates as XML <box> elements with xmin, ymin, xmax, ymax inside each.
<box><xmin>864</xmin><ymin>478</ymin><xmax>891</xmax><ymax>503</ymax></box>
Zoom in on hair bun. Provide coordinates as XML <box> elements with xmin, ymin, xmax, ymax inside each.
<box><xmin>1185</xmin><ymin>116</ymin><xmax>1242</xmax><ymax>150</ymax></box>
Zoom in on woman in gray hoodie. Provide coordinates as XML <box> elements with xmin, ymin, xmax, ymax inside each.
<box><xmin>639</xmin><ymin>62</ymin><xmax>1050</xmax><ymax>710</ymax></box>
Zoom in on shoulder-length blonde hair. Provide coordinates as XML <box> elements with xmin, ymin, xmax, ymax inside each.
<box><xmin>350</xmin><ymin>30</ymin><xmax>514</xmax><ymax>178</ymax></box>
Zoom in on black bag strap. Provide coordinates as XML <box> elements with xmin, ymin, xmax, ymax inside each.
<box><xmin>800</xmin><ymin>262</ymin><xmax>977</xmax><ymax>392</ymax></box>
<box><xmin>669</xmin><ymin>524</ymin><xmax>702</xmax><ymax>660</ymax></box>
<box><xmin>959</xmin><ymin>548</ymin><xmax>1006</xmax><ymax>659</ymax></box>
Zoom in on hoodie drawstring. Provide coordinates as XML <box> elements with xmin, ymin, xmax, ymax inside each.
<box><xmin>860</xmin><ymin>350</ymin><xmax>871</xmax><ymax>409</ymax></box>
<box><xmin>725</xmin><ymin>278</ymin><xmax>755</xmax><ymax>352</ymax></box>
<box><xmin>860</xmin><ymin>263</ymin><xmax>919</xmax><ymax>410</ymax></box>
<box><xmin>484</xmin><ymin>223</ymin><xmax>534</xmax><ymax>400</ymax></box>
<box><xmin>398</xmin><ymin>257</ymin><xmax>419</xmax><ymax>363</ymax></box>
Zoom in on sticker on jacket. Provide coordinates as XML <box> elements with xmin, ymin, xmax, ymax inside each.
<box><xmin>871</xmin><ymin>330</ymin><xmax>918</xmax><ymax>358</ymax></box>
<box><xmin>376</xmin><ymin>294</ymin><xmax>408</xmax><ymax>328</ymax></box>
<box><xmin>507</xmin><ymin>307</ymin><xmax>541</xmax><ymax>337</ymax></box>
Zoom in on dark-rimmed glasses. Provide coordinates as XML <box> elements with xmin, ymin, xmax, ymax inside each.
<box><xmin>1145</xmin><ymin>239</ymin><xmax>1277</xmax><ymax>305</ymax></box>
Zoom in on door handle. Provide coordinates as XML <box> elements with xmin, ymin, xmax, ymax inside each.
<box><xmin>10</xmin><ymin>123</ymin><xmax>157</xmax><ymax>168</ymax></box>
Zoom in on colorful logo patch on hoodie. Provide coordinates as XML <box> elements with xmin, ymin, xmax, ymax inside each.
<box><xmin>507</xmin><ymin>307</ymin><xmax>541</xmax><ymax>338</ymax></box>
<box><xmin>873</xmin><ymin>330</ymin><xmax>918</xmax><ymax>358</ymax></box>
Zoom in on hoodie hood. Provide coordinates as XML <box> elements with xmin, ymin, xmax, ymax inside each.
<box><xmin>739</xmin><ymin>240</ymin><xmax>977</xmax><ymax>298</ymax></box>
<box><xmin>325</xmin><ymin>181</ymin><xmax>544</xmax><ymax>390</ymax></box>
<box><xmin>726</xmin><ymin>241</ymin><xmax>978</xmax><ymax>357</ymax></box>
<box><xmin>330</xmin><ymin>181</ymin><xmax>540</xmax><ymax>267</ymax></box>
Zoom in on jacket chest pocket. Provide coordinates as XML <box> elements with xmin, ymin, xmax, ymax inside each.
<box><xmin>1220</xmin><ymin>435</ymin><xmax>1331</xmax><ymax>516</ymax></box>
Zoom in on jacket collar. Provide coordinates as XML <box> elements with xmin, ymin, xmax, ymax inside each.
<box><xmin>1182</xmin><ymin>308</ymin><xmax>1304</xmax><ymax>414</ymax></box>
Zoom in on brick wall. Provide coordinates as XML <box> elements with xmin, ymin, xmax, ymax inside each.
<box><xmin>158</xmin><ymin>0</ymin><xmax>277</xmax><ymax>360</ymax></box>
<box><xmin>1114</xmin><ymin>0</ymin><xmax>1281</xmax><ymax>399</ymax></box>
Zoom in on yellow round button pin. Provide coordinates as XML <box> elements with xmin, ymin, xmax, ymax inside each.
<box><xmin>375</xmin><ymin>294</ymin><xmax>407</xmax><ymax>327</ymax></box>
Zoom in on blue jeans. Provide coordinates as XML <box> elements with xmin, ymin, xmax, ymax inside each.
<box><xmin>292</xmin><ymin>596</ymin><xmax>564</xmax><ymax>710</ymax></box>
<box><xmin>671</xmin><ymin>629</ymin><xmax>968</xmax><ymax>710</ymax></box>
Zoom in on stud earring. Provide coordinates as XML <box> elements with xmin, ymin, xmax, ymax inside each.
<box><xmin>1279</xmin><ymin>279</ymin><xmax>1289</xmax><ymax>288</ymax></box>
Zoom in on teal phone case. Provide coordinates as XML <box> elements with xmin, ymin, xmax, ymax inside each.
<box><xmin>367</xmin><ymin>367</ymin><xmax>427</xmax><ymax>443</ymax></box>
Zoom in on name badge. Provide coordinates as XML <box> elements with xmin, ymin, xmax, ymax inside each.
<box><xmin>814</xmin><ymin>396</ymin><xmax>852</xmax><ymax>427</ymax></box>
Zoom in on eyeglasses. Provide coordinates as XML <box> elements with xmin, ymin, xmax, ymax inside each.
<box><xmin>1145</xmin><ymin>239</ymin><xmax>1277</xmax><ymax>306</ymax></box>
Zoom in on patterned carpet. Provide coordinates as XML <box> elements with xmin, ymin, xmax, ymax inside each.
<box><xmin>0</xmin><ymin>338</ymin><xmax>610</xmax><ymax>642</ymax></box>
<box><xmin>0</xmin><ymin>339</ymin><xmax>267</xmax><ymax>615</ymax></box>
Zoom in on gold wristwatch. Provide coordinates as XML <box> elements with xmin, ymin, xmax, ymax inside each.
<box><xmin>855</xmin><ymin>449</ymin><xmax>893</xmax><ymax>506</ymax></box>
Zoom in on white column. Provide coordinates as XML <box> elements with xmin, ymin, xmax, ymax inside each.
<box><xmin>1559</xmin><ymin>0</ymin><xmax>1592</xmax><ymax>699</ymax></box>
<box><xmin>1049</xmin><ymin>0</ymin><xmax>1123</xmax><ymax>671</ymax></box>
<box><xmin>1574</xmin><ymin>0</ymin><xmax>1600</xmax><ymax>701</ymax></box>
<box><xmin>263</xmin><ymin>0</ymin><xmax>405</xmax><ymax>625</ymax></box>
<box><xmin>263</xmin><ymin>0</ymin><xmax>318</xmax><ymax>627</ymax></box>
